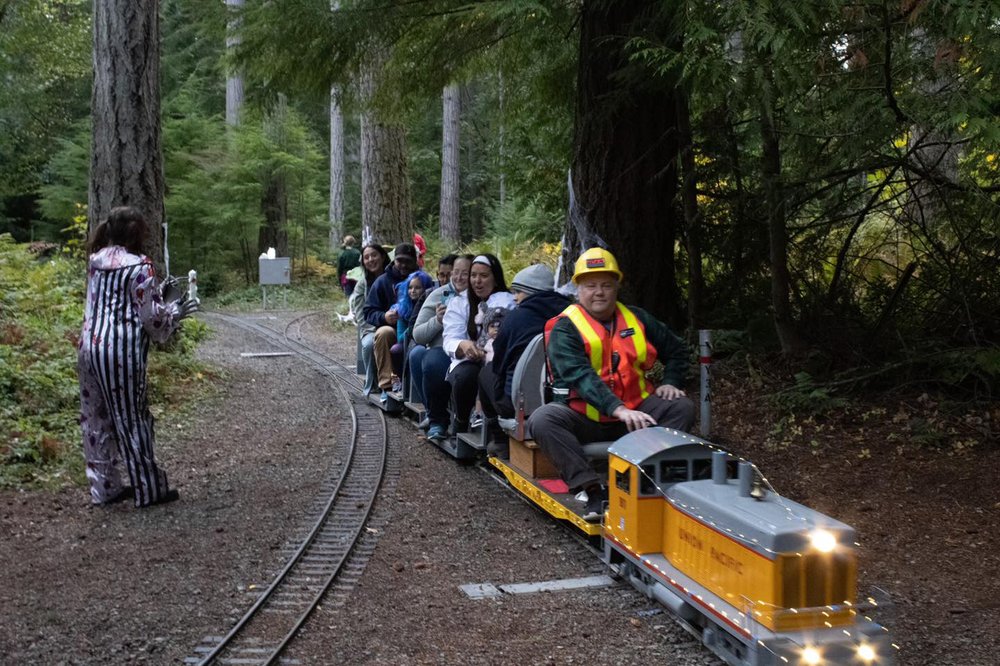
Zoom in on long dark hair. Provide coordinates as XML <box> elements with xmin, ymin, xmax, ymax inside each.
<box><xmin>86</xmin><ymin>206</ymin><xmax>147</xmax><ymax>255</ymax></box>
<box><xmin>466</xmin><ymin>253</ymin><xmax>507</xmax><ymax>339</ymax></box>
<box><xmin>361</xmin><ymin>243</ymin><xmax>389</xmax><ymax>287</ymax></box>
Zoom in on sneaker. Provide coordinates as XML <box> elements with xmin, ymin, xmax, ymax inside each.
<box><xmin>427</xmin><ymin>424</ymin><xmax>446</xmax><ymax>441</ymax></box>
<box><xmin>380</xmin><ymin>391</ymin><xmax>389</xmax><ymax>404</ymax></box>
<box><xmin>391</xmin><ymin>377</ymin><xmax>403</xmax><ymax>393</ymax></box>
<box><xmin>582</xmin><ymin>487</ymin><xmax>607</xmax><ymax>523</ymax></box>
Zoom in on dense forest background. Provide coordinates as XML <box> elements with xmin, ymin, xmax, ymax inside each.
<box><xmin>2</xmin><ymin>0</ymin><xmax>999</xmax><ymax>390</ymax></box>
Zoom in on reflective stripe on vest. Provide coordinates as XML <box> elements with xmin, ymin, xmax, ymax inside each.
<box><xmin>549</xmin><ymin>302</ymin><xmax>656</xmax><ymax>422</ymax></box>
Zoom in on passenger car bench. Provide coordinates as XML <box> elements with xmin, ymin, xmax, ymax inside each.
<box><xmin>498</xmin><ymin>333</ymin><xmax>612</xmax><ymax>477</ymax></box>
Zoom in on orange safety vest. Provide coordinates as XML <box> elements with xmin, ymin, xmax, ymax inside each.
<box><xmin>544</xmin><ymin>302</ymin><xmax>657</xmax><ymax>422</ymax></box>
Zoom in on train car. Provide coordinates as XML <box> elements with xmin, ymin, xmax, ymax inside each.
<box><xmin>603</xmin><ymin>429</ymin><xmax>895</xmax><ymax>665</ymax></box>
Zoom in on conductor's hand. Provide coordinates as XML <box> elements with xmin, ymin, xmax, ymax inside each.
<box><xmin>384</xmin><ymin>308</ymin><xmax>399</xmax><ymax>326</ymax></box>
<box><xmin>655</xmin><ymin>384</ymin><xmax>686</xmax><ymax>401</ymax></box>
<box><xmin>177</xmin><ymin>296</ymin><xmax>200</xmax><ymax>320</ymax></box>
<box><xmin>612</xmin><ymin>406</ymin><xmax>656</xmax><ymax>432</ymax></box>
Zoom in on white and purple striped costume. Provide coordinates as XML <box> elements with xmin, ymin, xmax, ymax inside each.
<box><xmin>78</xmin><ymin>246</ymin><xmax>181</xmax><ymax>506</ymax></box>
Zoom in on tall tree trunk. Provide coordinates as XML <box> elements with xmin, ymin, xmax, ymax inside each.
<box><xmin>328</xmin><ymin>85</ymin><xmax>345</xmax><ymax>250</ymax></box>
<box><xmin>677</xmin><ymin>89</ymin><xmax>704</xmax><ymax>329</ymax></box>
<box><xmin>225</xmin><ymin>0</ymin><xmax>244</xmax><ymax>127</ymax></box>
<box><xmin>722</xmin><ymin>105</ymin><xmax>753</xmax><ymax>313</ymax></box>
<box><xmin>359</xmin><ymin>51</ymin><xmax>413</xmax><ymax>245</ymax></box>
<box><xmin>89</xmin><ymin>0</ymin><xmax>165</xmax><ymax>271</ymax></box>
<box><xmin>498</xmin><ymin>70</ymin><xmax>506</xmax><ymax>209</ymax></box>
<box><xmin>759</xmin><ymin>70</ymin><xmax>806</xmax><ymax>354</ymax></box>
<box><xmin>569</xmin><ymin>0</ymin><xmax>683</xmax><ymax>327</ymax></box>
<box><xmin>259</xmin><ymin>96</ymin><xmax>289</xmax><ymax>257</ymax></box>
<box><xmin>439</xmin><ymin>83</ymin><xmax>461</xmax><ymax>244</ymax></box>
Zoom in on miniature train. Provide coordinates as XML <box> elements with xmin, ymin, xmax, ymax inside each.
<box><xmin>366</xmin><ymin>333</ymin><xmax>897</xmax><ymax>665</ymax></box>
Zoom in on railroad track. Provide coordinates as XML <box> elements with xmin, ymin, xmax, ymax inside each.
<box><xmin>186</xmin><ymin>311</ymin><xmax>389</xmax><ymax>666</ymax></box>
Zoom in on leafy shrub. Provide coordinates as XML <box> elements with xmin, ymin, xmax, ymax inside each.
<box><xmin>769</xmin><ymin>371</ymin><xmax>847</xmax><ymax>416</ymax></box>
<box><xmin>0</xmin><ymin>235</ymin><xmax>210</xmax><ymax>489</ymax></box>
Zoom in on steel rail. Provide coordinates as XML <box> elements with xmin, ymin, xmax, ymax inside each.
<box><xmin>192</xmin><ymin>312</ymin><xmax>386</xmax><ymax>666</ymax></box>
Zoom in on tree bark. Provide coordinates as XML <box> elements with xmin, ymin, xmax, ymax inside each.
<box><xmin>259</xmin><ymin>96</ymin><xmax>289</xmax><ymax>257</ymax></box>
<box><xmin>676</xmin><ymin>89</ymin><xmax>704</xmax><ymax>329</ymax></box>
<box><xmin>225</xmin><ymin>0</ymin><xmax>244</xmax><ymax>127</ymax></box>
<box><xmin>439</xmin><ymin>83</ymin><xmax>461</xmax><ymax>244</ymax></box>
<box><xmin>89</xmin><ymin>0</ymin><xmax>165</xmax><ymax>271</ymax></box>
<box><xmin>568</xmin><ymin>0</ymin><xmax>683</xmax><ymax>326</ymax></box>
<box><xmin>758</xmin><ymin>69</ymin><xmax>806</xmax><ymax>354</ymax></box>
<box><xmin>359</xmin><ymin>51</ymin><xmax>413</xmax><ymax>245</ymax></box>
<box><xmin>328</xmin><ymin>85</ymin><xmax>345</xmax><ymax>250</ymax></box>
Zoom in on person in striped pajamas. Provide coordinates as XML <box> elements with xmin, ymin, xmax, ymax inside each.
<box><xmin>78</xmin><ymin>206</ymin><xmax>198</xmax><ymax>507</ymax></box>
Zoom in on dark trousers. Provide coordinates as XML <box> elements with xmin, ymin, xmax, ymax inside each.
<box><xmin>421</xmin><ymin>346</ymin><xmax>451</xmax><ymax>428</ymax></box>
<box><xmin>528</xmin><ymin>395</ymin><xmax>696</xmax><ymax>491</ymax></box>
<box><xmin>447</xmin><ymin>360</ymin><xmax>483</xmax><ymax>430</ymax></box>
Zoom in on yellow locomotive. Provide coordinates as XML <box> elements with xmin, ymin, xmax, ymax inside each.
<box><xmin>602</xmin><ymin>428</ymin><xmax>893</xmax><ymax>665</ymax></box>
<box><xmin>491</xmin><ymin>427</ymin><xmax>895</xmax><ymax>665</ymax></box>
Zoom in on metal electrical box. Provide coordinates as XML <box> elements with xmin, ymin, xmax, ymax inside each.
<box><xmin>259</xmin><ymin>257</ymin><xmax>290</xmax><ymax>285</ymax></box>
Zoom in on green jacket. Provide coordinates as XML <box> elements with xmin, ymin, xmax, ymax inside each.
<box><xmin>546</xmin><ymin>304</ymin><xmax>689</xmax><ymax>418</ymax></box>
<box><xmin>337</xmin><ymin>246</ymin><xmax>361</xmax><ymax>280</ymax></box>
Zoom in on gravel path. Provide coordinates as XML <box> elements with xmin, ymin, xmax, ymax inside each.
<box><xmin>0</xmin><ymin>312</ymin><xmax>717</xmax><ymax>665</ymax></box>
<box><xmin>5</xmin><ymin>310</ymin><xmax>995</xmax><ymax>665</ymax></box>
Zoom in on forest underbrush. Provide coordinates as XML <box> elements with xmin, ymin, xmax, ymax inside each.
<box><xmin>0</xmin><ymin>235</ymin><xmax>213</xmax><ymax>489</ymax></box>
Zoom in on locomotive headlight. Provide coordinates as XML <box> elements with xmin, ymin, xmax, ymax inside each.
<box><xmin>801</xmin><ymin>646</ymin><xmax>823</xmax><ymax>665</ymax></box>
<box><xmin>857</xmin><ymin>643</ymin><xmax>877</xmax><ymax>662</ymax></box>
<box><xmin>809</xmin><ymin>529</ymin><xmax>837</xmax><ymax>553</ymax></box>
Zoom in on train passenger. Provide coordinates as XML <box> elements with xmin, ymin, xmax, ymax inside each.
<box><xmin>77</xmin><ymin>206</ymin><xmax>198</xmax><ymax>507</ymax></box>
<box><xmin>434</xmin><ymin>253</ymin><xmax>457</xmax><ymax>288</ymax></box>
<box><xmin>391</xmin><ymin>270</ymin><xmax>434</xmax><ymax>358</ymax></box>
<box><xmin>336</xmin><ymin>234</ymin><xmax>361</xmax><ymax>296</ymax></box>
<box><xmin>478</xmin><ymin>263</ymin><xmax>571</xmax><ymax>455</ymax></box>
<box><xmin>363</xmin><ymin>242</ymin><xmax>418</xmax><ymax>402</ymax></box>
<box><xmin>410</xmin><ymin>255</ymin><xmax>472</xmax><ymax>438</ymax></box>
<box><xmin>350</xmin><ymin>243</ymin><xmax>390</xmax><ymax>395</ymax></box>
<box><xmin>528</xmin><ymin>247</ymin><xmax>695</xmax><ymax>522</ymax></box>
<box><xmin>442</xmin><ymin>254</ymin><xmax>516</xmax><ymax>435</ymax></box>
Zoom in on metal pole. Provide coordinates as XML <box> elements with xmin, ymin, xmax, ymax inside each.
<box><xmin>699</xmin><ymin>329</ymin><xmax>712</xmax><ymax>438</ymax></box>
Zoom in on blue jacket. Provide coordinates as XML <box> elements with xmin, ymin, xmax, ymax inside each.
<box><xmin>491</xmin><ymin>289</ymin><xmax>572</xmax><ymax>402</ymax></box>
<box><xmin>363</xmin><ymin>264</ymin><xmax>410</xmax><ymax>329</ymax></box>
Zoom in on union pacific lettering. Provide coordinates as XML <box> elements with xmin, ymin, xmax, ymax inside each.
<box><xmin>710</xmin><ymin>547</ymin><xmax>744</xmax><ymax>575</ymax></box>
<box><xmin>678</xmin><ymin>527</ymin><xmax>704</xmax><ymax>551</ymax></box>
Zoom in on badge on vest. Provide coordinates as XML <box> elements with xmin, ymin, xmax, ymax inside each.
<box><xmin>620</xmin><ymin>328</ymin><xmax>635</xmax><ymax>338</ymax></box>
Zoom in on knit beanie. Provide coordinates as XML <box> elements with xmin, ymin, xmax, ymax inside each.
<box><xmin>511</xmin><ymin>264</ymin><xmax>554</xmax><ymax>295</ymax></box>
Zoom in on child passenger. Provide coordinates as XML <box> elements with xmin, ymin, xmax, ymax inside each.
<box><xmin>392</xmin><ymin>270</ymin><xmax>434</xmax><ymax>353</ymax></box>
<box><xmin>389</xmin><ymin>270</ymin><xmax>434</xmax><ymax>391</ymax></box>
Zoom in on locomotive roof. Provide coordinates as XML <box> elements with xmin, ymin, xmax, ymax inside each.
<box><xmin>608</xmin><ymin>429</ymin><xmax>856</xmax><ymax>553</ymax></box>
<box><xmin>607</xmin><ymin>428</ymin><xmax>722</xmax><ymax>464</ymax></box>
<box><xmin>667</xmin><ymin>481</ymin><xmax>856</xmax><ymax>553</ymax></box>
